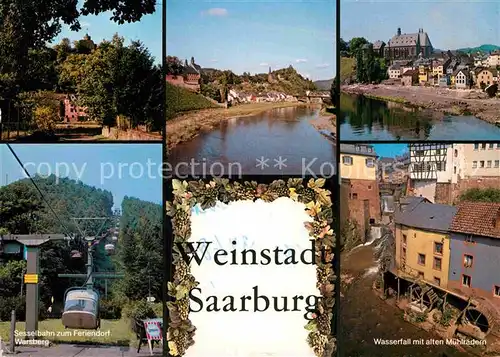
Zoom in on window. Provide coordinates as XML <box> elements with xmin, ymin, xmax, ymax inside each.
<box><xmin>352</xmin><ymin>193</ymin><xmax>358</xmax><ymax>199</ymax></box>
<box><xmin>465</xmin><ymin>235</ymin><xmax>474</xmax><ymax>243</ymax></box>
<box><xmin>418</xmin><ymin>253</ymin><xmax>426</xmax><ymax>266</ymax></box>
<box><xmin>342</xmin><ymin>156</ymin><xmax>353</xmax><ymax>165</ymax></box>
<box><xmin>462</xmin><ymin>274</ymin><xmax>471</xmax><ymax>288</ymax></box>
<box><xmin>418</xmin><ymin>272</ymin><xmax>425</xmax><ymax>280</ymax></box>
<box><xmin>489</xmin><ymin>143</ymin><xmax>495</xmax><ymax>149</ymax></box>
<box><xmin>480</xmin><ymin>161</ymin><xmax>485</xmax><ymax>168</ymax></box>
<box><xmin>434</xmin><ymin>242</ymin><xmax>443</xmax><ymax>255</ymax></box>
<box><xmin>472</xmin><ymin>161</ymin><xmax>477</xmax><ymax>169</ymax></box>
<box><xmin>368</xmin><ymin>185</ymin><xmax>372</xmax><ymax>190</ymax></box>
<box><xmin>366</xmin><ymin>158</ymin><xmax>375</xmax><ymax>168</ymax></box>
<box><xmin>402</xmin><ymin>234</ymin><xmax>407</xmax><ymax>246</ymax></box>
<box><xmin>487</xmin><ymin>160</ymin><xmax>492</xmax><ymax>168</ymax></box>
<box><xmin>436</xmin><ymin>162</ymin><xmax>446</xmax><ymax>171</ymax></box>
<box><xmin>495</xmin><ymin>160</ymin><xmax>500</xmax><ymax>168</ymax></box>
<box><xmin>494</xmin><ymin>286</ymin><xmax>500</xmax><ymax>297</ymax></box>
<box><xmin>481</xmin><ymin>143</ymin><xmax>487</xmax><ymax>150</ymax></box>
<box><xmin>474</xmin><ymin>143</ymin><xmax>479</xmax><ymax>150</ymax></box>
<box><xmin>434</xmin><ymin>277</ymin><xmax>441</xmax><ymax>286</ymax></box>
<box><xmin>454</xmin><ymin>166</ymin><xmax>457</xmax><ymax>174</ymax></box>
<box><xmin>464</xmin><ymin>254</ymin><xmax>473</xmax><ymax>268</ymax></box>
<box><xmin>433</xmin><ymin>257</ymin><xmax>442</xmax><ymax>271</ymax></box>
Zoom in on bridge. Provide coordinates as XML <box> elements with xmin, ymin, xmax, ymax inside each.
<box><xmin>297</xmin><ymin>91</ymin><xmax>331</xmax><ymax>103</ymax></box>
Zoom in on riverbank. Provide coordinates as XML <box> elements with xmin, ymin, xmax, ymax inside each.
<box><xmin>167</xmin><ymin>101</ymin><xmax>312</xmax><ymax>150</ymax></box>
<box><xmin>342</xmin><ymin>84</ymin><xmax>500</xmax><ymax>124</ymax></box>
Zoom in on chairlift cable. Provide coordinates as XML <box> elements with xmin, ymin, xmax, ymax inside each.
<box><xmin>6</xmin><ymin>144</ymin><xmax>74</xmax><ymax>238</ymax></box>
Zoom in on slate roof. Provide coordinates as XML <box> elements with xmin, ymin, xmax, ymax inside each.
<box><xmin>373</xmin><ymin>40</ymin><xmax>386</xmax><ymax>50</ymax></box>
<box><xmin>450</xmin><ymin>202</ymin><xmax>500</xmax><ymax>239</ymax></box>
<box><xmin>395</xmin><ymin>201</ymin><xmax>457</xmax><ymax>232</ymax></box>
<box><xmin>388</xmin><ymin>29</ymin><xmax>432</xmax><ymax>48</ymax></box>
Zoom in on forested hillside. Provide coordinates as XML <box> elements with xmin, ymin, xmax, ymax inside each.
<box><xmin>0</xmin><ymin>176</ymin><xmax>161</xmax><ymax>320</ymax></box>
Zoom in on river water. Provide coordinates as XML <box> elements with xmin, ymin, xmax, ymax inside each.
<box><xmin>341</xmin><ymin>245</ymin><xmax>478</xmax><ymax>357</ymax></box>
<box><xmin>339</xmin><ymin>94</ymin><xmax>500</xmax><ymax>141</ymax></box>
<box><xmin>168</xmin><ymin>106</ymin><xmax>336</xmax><ymax>177</ymax></box>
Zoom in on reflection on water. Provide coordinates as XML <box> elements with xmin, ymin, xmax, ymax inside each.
<box><xmin>339</xmin><ymin>94</ymin><xmax>500</xmax><ymax>141</ymax></box>
<box><xmin>168</xmin><ymin>106</ymin><xmax>335</xmax><ymax>176</ymax></box>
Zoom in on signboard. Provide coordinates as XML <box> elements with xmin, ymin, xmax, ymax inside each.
<box><xmin>144</xmin><ymin>320</ymin><xmax>162</xmax><ymax>356</ymax></box>
<box><xmin>144</xmin><ymin>321</ymin><xmax>162</xmax><ymax>340</ymax></box>
<box><xmin>24</xmin><ymin>274</ymin><xmax>38</xmax><ymax>284</ymax></box>
<box><xmin>185</xmin><ymin>198</ymin><xmax>319</xmax><ymax>357</ymax></box>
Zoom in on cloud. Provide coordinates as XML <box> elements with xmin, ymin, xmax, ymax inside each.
<box><xmin>210</xmin><ymin>59</ymin><xmax>218</xmax><ymax>63</ymax></box>
<box><xmin>80</xmin><ymin>21</ymin><xmax>91</xmax><ymax>28</ymax></box>
<box><xmin>316</xmin><ymin>63</ymin><xmax>330</xmax><ymax>68</ymax></box>
<box><xmin>295</xmin><ymin>59</ymin><xmax>308</xmax><ymax>63</ymax></box>
<box><xmin>259</xmin><ymin>62</ymin><xmax>269</xmax><ymax>67</ymax></box>
<box><xmin>203</xmin><ymin>8</ymin><xmax>228</xmax><ymax>16</ymax></box>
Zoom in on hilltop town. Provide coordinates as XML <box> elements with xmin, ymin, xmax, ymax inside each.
<box><xmin>166</xmin><ymin>55</ymin><xmax>330</xmax><ymax>107</ymax></box>
<box><xmin>340</xmin><ymin>27</ymin><xmax>500</xmax><ymax>122</ymax></box>
<box><xmin>341</xmin><ymin>143</ymin><xmax>500</xmax><ymax>355</ymax></box>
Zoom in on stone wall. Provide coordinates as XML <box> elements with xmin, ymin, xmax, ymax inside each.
<box><xmin>101</xmin><ymin>126</ymin><xmax>161</xmax><ymax>141</ymax></box>
<box><xmin>435</xmin><ymin>182</ymin><xmax>452</xmax><ymax>204</ymax></box>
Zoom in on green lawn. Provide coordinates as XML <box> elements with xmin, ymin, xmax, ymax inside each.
<box><xmin>0</xmin><ymin>319</ymin><xmax>136</xmax><ymax>346</ymax></box>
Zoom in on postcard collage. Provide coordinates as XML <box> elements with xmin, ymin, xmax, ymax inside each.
<box><xmin>1</xmin><ymin>0</ymin><xmax>500</xmax><ymax>356</ymax></box>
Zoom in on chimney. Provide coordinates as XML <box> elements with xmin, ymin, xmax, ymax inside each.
<box><xmin>191</xmin><ymin>57</ymin><xmax>195</xmax><ymax>65</ymax></box>
<box><xmin>184</xmin><ymin>59</ymin><xmax>188</xmax><ymax>67</ymax></box>
<box><xmin>397</xmin><ymin>28</ymin><xmax>401</xmax><ymax>36</ymax></box>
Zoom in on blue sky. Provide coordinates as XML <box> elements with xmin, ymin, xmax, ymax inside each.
<box><xmin>342</xmin><ymin>0</ymin><xmax>500</xmax><ymax>50</ymax></box>
<box><xmin>373</xmin><ymin>144</ymin><xmax>408</xmax><ymax>158</ymax></box>
<box><xmin>167</xmin><ymin>0</ymin><xmax>336</xmax><ymax>81</ymax></box>
<box><xmin>0</xmin><ymin>144</ymin><xmax>162</xmax><ymax>208</ymax></box>
<box><xmin>51</xmin><ymin>1</ymin><xmax>161</xmax><ymax>63</ymax></box>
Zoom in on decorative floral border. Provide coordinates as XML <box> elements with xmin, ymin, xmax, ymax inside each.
<box><xmin>166</xmin><ymin>178</ymin><xmax>336</xmax><ymax>356</ymax></box>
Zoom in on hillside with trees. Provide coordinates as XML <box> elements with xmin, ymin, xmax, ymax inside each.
<box><xmin>340</xmin><ymin>37</ymin><xmax>388</xmax><ymax>85</ymax></box>
<box><xmin>166</xmin><ymin>82</ymin><xmax>219</xmax><ymax>120</ymax></box>
<box><xmin>0</xmin><ymin>175</ymin><xmax>161</xmax><ymax>320</ymax></box>
<box><xmin>167</xmin><ymin>56</ymin><xmax>317</xmax><ymax>102</ymax></box>
<box><xmin>1</xmin><ymin>0</ymin><xmax>162</xmax><ymax>133</ymax></box>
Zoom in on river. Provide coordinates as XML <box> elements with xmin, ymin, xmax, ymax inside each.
<box><xmin>339</xmin><ymin>94</ymin><xmax>500</xmax><ymax>141</ymax></box>
<box><xmin>167</xmin><ymin>106</ymin><xmax>336</xmax><ymax>177</ymax></box>
<box><xmin>341</xmin><ymin>245</ymin><xmax>478</xmax><ymax>357</ymax></box>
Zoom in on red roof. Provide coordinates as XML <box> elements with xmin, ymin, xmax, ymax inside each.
<box><xmin>450</xmin><ymin>202</ymin><xmax>500</xmax><ymax>239</ymax></box>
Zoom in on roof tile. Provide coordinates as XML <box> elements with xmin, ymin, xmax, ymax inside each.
<box><xmin>450</xmin><ymin>202</ymin><xmax>500</xmax><ymax>239</ymax></box>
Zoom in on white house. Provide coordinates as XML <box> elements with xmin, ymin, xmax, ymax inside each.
<box><xmin>454</xmin><ymin>69</ymin><xmax>469</xmax><ymax>89</ymax></box>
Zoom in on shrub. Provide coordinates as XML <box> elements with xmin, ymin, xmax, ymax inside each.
<box><xmin>99</xmin><ymin>299</ymin><xmax>123</xmax><ymax>320</ymax></box>
<box><xmin>0</xmin><ymin>296</ymin><xmax>26</xmax><ymax>322</ymax></box>
<box><xmin>33</xmin><ymin>106</ymin><xmax>58</xmax><ymax>132</ymax></box>
<box><xmin>122</xmin><ymin>300</ymin><xmax>157</xmax><ymax>322</ymax></box>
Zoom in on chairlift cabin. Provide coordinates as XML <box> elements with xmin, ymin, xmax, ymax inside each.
<box><xmin>105</xmin><ymin>243</ymin><xmax>115</xmax><ymax>255</ymax></box>
<box><xmin>62</xmin><ymin>288</ymin><xmax>100</xmax><ymax>329</ymax></box>
<box><xmin>111</xmin><ymin>235</ymin><xmax>118</xmax><ymax>242</ymax></box>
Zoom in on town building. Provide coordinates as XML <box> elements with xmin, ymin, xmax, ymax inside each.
<box><xmin>372</xmin><ymin>40</ymin><xmax>386</xmax><ymax>57</ymax></box>
<box><xmin>388</xmin><ymin>63</ymin><xmax>402</xmax><ymax>79</ymax></box>
<box><xmin>401</xmin><ymin>69</ymin><xmax>419</xmax><ymax>86</ymax></box>
<box><xmin>384</xmin><ymin>28</ymin><xmax>433</xmax><ymax>60</ymax></box>
<box><xmin>487</xmin><ymin>51</ymin><xmax>500</xmax><ymax>67</ymax></box>
<box><xmin>408</xmin><ymin>144</ymin><xmax>460</xmax><ymax>204</ymax></box>
<box><xmin>454</xmin><ymin>69</ymin><xmax>470</xmax><ymax>89</ymax></box>
<box><xmin>475</xmin><ymin>68</ymin><xmax>497</xmax><ymax>89</ymax></box>
<box><xmin>63</xmin><ymin>95</ymin><xmax>88</xmax><ymax>122</ymax></box>
<box><xmin>166</xmin><ymin>57</ymin><xmax>203</xmax><ymax>92</ymax></box>
<box><xmin>448</xmin><ymin>202</ymin><xmax>500</xmax><ymax>307</ymax></box>
<box><xmin>340</xmin><ymin>143</ymin><xmax>380</xmax><ymax>240</ymax></box>
<box><xmin>394</xmin><ymin>199</ymin><xmax>457</xmax><ymax>287</ymax></box>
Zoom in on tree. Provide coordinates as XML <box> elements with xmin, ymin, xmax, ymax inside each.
<box><xmin>356</xmin><ymin>50</ymin><xmax>366</xmax><ymax>83</ymax></box>
<box><xmin>349</xmin><ymin>37</ymin><xmax>369</xmax><ymax>57</ymax></box>
<box><xmin>330</xmin><ymin>77</ymin><xmax>339</xmax><ymax>108</ymax></box>
<box><xmin>166</xmin><ymin>56</ymin><xmax>184</xmax><ymax>75</ymax></box>
<box><xmin>339</xmin><ymin>38</ymin><xmax>349</xmax><ymax>57</ymax></box>
<box><xmin>68</xmin><ymin>35</ymin><xmax>162</xmax><ymax>128</ymax></box>
<box><xmin>0</xmin><ymin>0</ymin><xmax>157</xmax><ymax>100</ymax></box>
